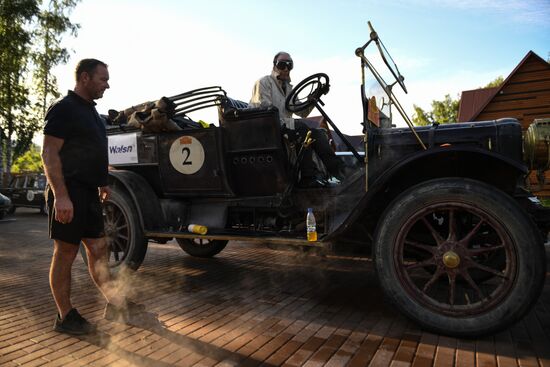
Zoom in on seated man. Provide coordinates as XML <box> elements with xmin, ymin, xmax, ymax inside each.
<box><xmin>249</xmin><ymin>51</ymin><xmax>345</xmax><ymax>187</ymax></box>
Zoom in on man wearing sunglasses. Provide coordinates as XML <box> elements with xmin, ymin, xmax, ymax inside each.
<box><xmin>250</xmin><ymin>51</ymin><xmax>345</xmax><ymax>187</ymax></box>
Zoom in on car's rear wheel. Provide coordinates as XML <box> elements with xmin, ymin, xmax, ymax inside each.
<box><xmin>374</xmin><ymin>178</ymin><xmax>546</xmax><ymax>337</ymax></box>
<box><xmin>80</xmin><ymin>187</ymin><xmax>148</xmax><ymax>271</ymax></box>
<box><xmin>176</xmin><ymin>238</ymin><xmax>227</xmax><ymax>257</ymax></box>
<box><xmin>103</xmin><ymin>188</ymin><xmax>148</xmax><ymax>270</ymax></box>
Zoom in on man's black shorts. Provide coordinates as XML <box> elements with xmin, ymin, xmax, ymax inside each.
<box><xmin>46</xmin><ymin>184</ymin><xmax>105</xmax><ymax>245</ymax></box>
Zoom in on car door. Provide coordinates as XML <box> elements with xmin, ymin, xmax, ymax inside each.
<box><xmin>27</xmin><ymin>175</ymin><xmax>46</xmax><ymax>207</ymax></box>
<box><xmin>10</xmin><ymin>176</ymin><xmax>27</xmax><ymax>207</ymax></box>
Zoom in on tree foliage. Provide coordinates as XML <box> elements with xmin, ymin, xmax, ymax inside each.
<box><xmin>0</xmin><ymin>0</ymin><xmax>79</xmax><ymax>185</ymax></box>
<box><xmin>11</xmin><ymin>143</ymin><xmax>43</xmax><ymax>173</ymax></box>
<box><xmin>32</xmin><ymin>0</ymin><xmax>80</xmax><ymax>116</ymax></box>
<box><xmin>0</xmin><ymin>0</ymin><xmax>38</xmax><ymax>184</ymax></box>
<box><xmin>411</xmin><ymin>75</ymin><xmax>503</xmax><ymax>127</ymax></box>
<box><xmin>483</xmin><ymin>76</ymin><xmax>504</xmax><ymax>88</ymax></box>
<box><xmin>412</xmin><ymin>94</ymin><xmax>460</xmax><ymax>126</ymax></box>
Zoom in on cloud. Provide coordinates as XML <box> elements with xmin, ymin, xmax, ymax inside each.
<box><xmin>401</xmin><ymin>0</ymin><xmax>550</xmax><ymax>25</ymax></box>
<box><xmin>51</xmin><ymin>1</ymin><xmax>273</xmax><ymax>120</ymax></box>
<box><xmin>293</xmin><ymin>55</ymin><xmax>511</xmax><ymax>133</ymax></box>
<box><xmin>45</xmin><ymin>0</ymin><xmax>531</xmax><ymax>142</ymax></box>
<box><xmin>49</xmin><ymin>38</ymin><xmax>511</xmax><ymax>138</ymax></box>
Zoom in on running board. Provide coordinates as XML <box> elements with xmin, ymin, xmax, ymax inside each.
<box><xmin>144</xmin><ymin>230</ymin><xmax>326</xmax><ymax>246</ymax></box>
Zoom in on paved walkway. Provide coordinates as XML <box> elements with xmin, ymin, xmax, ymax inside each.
<box><xmin>1</xmin><ymin>209</ymin><xmax>550</xmax><ymax>367</ymax></box>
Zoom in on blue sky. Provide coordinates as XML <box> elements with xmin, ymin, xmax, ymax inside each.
<box><xmin>52</xmin><ymin>0</ymin><xmax>550</xmax><ymax>134</ymax></box>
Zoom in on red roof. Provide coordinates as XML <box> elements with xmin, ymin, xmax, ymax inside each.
<box><xmin>457</xmin><ymin>87</ymin><xmax>499</xmax><ymax>122</ymax></box>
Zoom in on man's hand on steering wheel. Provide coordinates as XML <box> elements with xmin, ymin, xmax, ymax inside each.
<box><xmin>285</xmin><ymin>73</ymin><xmax>330</xmax><ymax>113</ymax></box>
<box><xmin>307</xmin><ymin>83</ymin><xmax>329</xmax><ymax>101</ymax></box>
<box><xmin>319</xmin><ymin>82</ymin><xmax>330</xmax><ymax>95</ymax></box>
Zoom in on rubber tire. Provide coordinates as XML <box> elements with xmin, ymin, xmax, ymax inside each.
<box><xmin>80</xmin><ymin>188</ymin><xmax>148</xmax><ymax>271</ymax></box>
<box><xmin>374</xmin><ymin>178</ymin><xmax>546</xmax><ymax>337</ymax></box>
<box><xmin>176</xmin><ymin>238</ymin><xmax>228</xmax><ymax>258</ymax></box>
<box><xmin>8</xmin><ymin>205</ymin><xmax>15</xmax><ymax>214</ymax></box>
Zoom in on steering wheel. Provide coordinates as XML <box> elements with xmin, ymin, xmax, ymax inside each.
<box><xmin>285</xmin><ymin>73</ymin><xmax>330</xmax><ymax>113</ymax></box>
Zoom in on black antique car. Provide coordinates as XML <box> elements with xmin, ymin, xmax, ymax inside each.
<box><xmin>0</xmin><ymin>173</ymin><xmax>47</xmax><ymax>214</ymax></box>
<box><xmin>98</xmin><ymin>23</ymin><xmax>549</xmax><ymax>337</ymax></box>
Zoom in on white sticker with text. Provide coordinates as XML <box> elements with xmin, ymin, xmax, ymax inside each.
<box><xmin>108</xmin><ymin>133</ymin><xmax>138</xmax><ymax>165</ymax></box>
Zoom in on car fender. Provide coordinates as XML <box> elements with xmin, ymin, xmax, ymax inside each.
<box><xmin>371</xmin><ymin>145</ymin><xmax>527</xmax><ymax>193</ymax></box>
<box><xmin>108</xmin><ymin>170</ymin><xmax>164</xmax><ymax>231</ymax></box>
<box><xmin>327</xmin><ymin>146</ymin><xmax>528</xmax><ymax>241</ymax></box>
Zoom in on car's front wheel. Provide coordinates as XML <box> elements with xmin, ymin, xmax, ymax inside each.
<box><xmin>374</xmin><ymin>178</ymin><xmax>546</xmax><ymax>337</ymax></box>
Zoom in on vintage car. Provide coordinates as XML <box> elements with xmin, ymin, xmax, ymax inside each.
<box><xmin>1</xmin><ymin>173</ymin><xmax>47</xmax><ymax>214</ymax></box>
<box><xmin>0</xmin><ymin>192</ymin><xmax>11</xmax><ymax>219</ymax></box>
<box><xmin>97</xmin><ymin>22</ymin><xmax>549</xmax><ymax>337</ymax></box>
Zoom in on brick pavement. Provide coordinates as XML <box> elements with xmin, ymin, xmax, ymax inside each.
<box><xmin>1</xmin><ymin>209</ymin><xmax>550</xmax><ymax>366</ymax></box>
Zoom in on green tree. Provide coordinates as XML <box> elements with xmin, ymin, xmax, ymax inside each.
<box><xmin>483</xmin><ymin>76</ymin><xmax>504</xmax><ymax>88</ymax></box>
<box><xmin>412</xmin><ymin>94</ymin><xmax>460</xmax><ymax>126</ymax></box>
<box><xmin>11</xmin><ymin>144</ymin><xmax>43</xmax><ymax>173</ymax></box>
<box><xmin>0</xmin><ymin>0</ymin><xmax>79</xmax><ymax>185</ymax></box>
<box><xmin>32</xmin><ymin>0</ymin><xmax>80</xmax><ymax>117</ymax></box>
<box><xmin>0</xmin><ymin>0</ymin><xmax>38</xmax><ymax>185</ymax></box>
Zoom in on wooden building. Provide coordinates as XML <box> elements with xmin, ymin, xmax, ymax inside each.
<box><xmin>458</xmin><ymin>51</ymin><xmax>550</xmax><ymax>196</ymax></box>
<box><xmin>458</xmin><ymin>50</ymin><xmax>550</xmax><ymax>128</ymax></box>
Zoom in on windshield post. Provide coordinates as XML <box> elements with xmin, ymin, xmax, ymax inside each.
<box><xmin>356</xmin><ymin>21</ymin><xmax>427</xmax><ymax>150</ymax></box>
<box><xmin>361</xmin><ymin>58</ymin><xmax>369</xmax><ymax>191</ymax></box>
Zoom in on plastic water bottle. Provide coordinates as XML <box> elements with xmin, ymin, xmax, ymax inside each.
<box><xmin>188</xmin><ymin>224</ymin><xmax>208</xmax><ymax>235</ymax></box>
<box><xmin>306</xmin><ymin>208</ymin><xmax>317</xmax><ymax>242</ymax></box>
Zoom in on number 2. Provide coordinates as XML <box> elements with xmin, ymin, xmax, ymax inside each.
<box><xmin>181</xmin><ymin>147</ymin><xmax>192</xmax><ymax>165</ymax></box>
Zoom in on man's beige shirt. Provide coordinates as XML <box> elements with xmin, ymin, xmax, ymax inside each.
<box><xmin>249</xmin><ymin>70</ymin><xmax>313</xmax><ymax>129</ymax></box>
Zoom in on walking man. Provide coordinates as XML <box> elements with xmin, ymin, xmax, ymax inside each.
<box><xmin>42</xmin><ymin>58</ymin><xmax>142</xmax><ymax>335</ymax></box>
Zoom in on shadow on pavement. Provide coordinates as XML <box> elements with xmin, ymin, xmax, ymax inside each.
<box><xmin>85</xmin><ymin>310</ymin><xmax>277</xmax><ymax>367</ymax></box>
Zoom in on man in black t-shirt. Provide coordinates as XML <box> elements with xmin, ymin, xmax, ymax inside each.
<box><xmin>42</xmin><ymin>59</ymin><xmax>143</xmax><ymax>335</ymax></box>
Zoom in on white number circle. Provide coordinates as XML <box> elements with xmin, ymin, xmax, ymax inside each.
<box><xmin>27</xmin><ymin>191</ymin><xmax>35</xmax><ymax>201</ymax></box>
<box><xmin>169</xmin><ymin>135</ymin><xmax>205</xmax><ymax>175</ymax></box>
